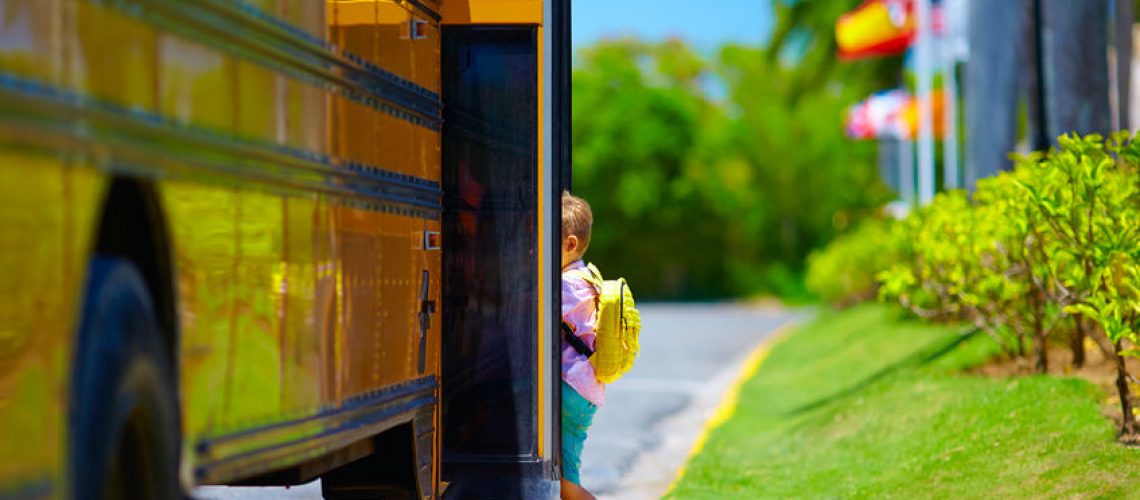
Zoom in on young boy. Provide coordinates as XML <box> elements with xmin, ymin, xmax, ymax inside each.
<box><xmin>560</xmin><ymin>191</ymin><xmax>602</xmax><ymax>500</ymax></box>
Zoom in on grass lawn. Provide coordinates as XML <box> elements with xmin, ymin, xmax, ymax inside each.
<box><xmin>669</xmin><ymin>304</ymin><xmax>1140</xmax><ymax>499</ymax></box>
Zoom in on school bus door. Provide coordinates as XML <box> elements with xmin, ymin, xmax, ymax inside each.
<box><xmin>438</xmin><ymin>0</ymin><xmax>569</xmax><ymax>496</ymax></box>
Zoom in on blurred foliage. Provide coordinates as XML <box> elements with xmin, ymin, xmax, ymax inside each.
<box><xmin>805</xmin><ymin>217</ymin><xmax>904</xmax><ymax>308</ymax></box>
<box><xmin>572</xmin><ymin>1</ymin><xmax>898</xmax><ymax>300</ymax></box>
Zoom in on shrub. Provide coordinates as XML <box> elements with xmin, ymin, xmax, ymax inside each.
<box><xmin>881</xmin><ymin>132</ymin><xmax>1140</xmax><ymax>435</ymax></box>
<box><xmin>814</xmin><ymin>133</ymin><xmax>1140</xmax><ymax>435</ymax></box>
<box><xmin>805</xmin><ymin>217</ymin><xmax>903</xmax><ymax>307</ymax></box>
<box><xmin>1016</xmin><ymin>132</ymin><xmax>1140</xmax><ymax>433</ymax></box>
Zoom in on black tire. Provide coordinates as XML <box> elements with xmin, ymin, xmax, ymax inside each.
<box><xmin>68</xmin><ymin>257</ymin><xmax>181</xmax><ymax>500</ymax></box>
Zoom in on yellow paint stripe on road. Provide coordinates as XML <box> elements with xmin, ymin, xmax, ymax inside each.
<box><xmin>665</xmin><ymin>320</ymin><xmax>797</xmax><ymax>496</ymax></box>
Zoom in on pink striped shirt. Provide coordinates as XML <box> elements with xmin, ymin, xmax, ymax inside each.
<box><xmin>562</xmin><ymin>260</ymin><xmax>605</xmax><ymax>406</ymax></box>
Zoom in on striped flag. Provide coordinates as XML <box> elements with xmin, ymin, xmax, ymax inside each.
<box><xmin>836</xmin><ymin>0</ymin><xmax>943</xmax><ymax>60</ymax></box>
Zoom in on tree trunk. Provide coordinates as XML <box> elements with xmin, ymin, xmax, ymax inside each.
<box><xmin>1087</xmin><ymin>320</ymin><xmax>1116</xmax><ymax>358</ymax></box>
<box><xmin>1034</xmin><ymin>330</ymin><xmax>1048</xmax><ymax>373</ymax></box>
<box><xmin>1071</xmin><ymin>315</ymin><xmax>1087</xmax><ymax>368</ymax></box>
<box><xmin>1113</xmin><ymin>340</ymin><xmax>1138</xmax><ymax>436</ymax></box>
<box><xmin>1033</xmin><ymin>293</ymin><xmax>1049</xmax><ymax>373</ymax></box>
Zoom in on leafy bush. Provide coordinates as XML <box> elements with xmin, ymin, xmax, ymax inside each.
<box><xmin>805</xmin><ymin>217</ymin><xmax>903</xmax><ymax>307</ymax></box>
<box><xmin>1017</xmin><ymin>132</ymin><xmax>1140</xmax><ymax>432</ymax></box>
<box><xmin>827</xmin><ymin>132</ymin><xmax>1140</xmax><ymax>436</ymax></box>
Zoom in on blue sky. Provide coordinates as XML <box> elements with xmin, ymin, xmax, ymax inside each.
<box><xmin>572</xmin><ymin>0</ymin><xmax>774</xmax><ymax>50</ymax></box>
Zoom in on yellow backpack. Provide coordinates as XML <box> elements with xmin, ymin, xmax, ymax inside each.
<box><xmin>568</xmin><ymin>263</ymin><xmax>641</xmax><ymax>383</ymax></box>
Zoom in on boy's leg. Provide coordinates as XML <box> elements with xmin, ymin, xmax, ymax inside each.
<box><xmin>561</xmin><ymin>478</ymin><xmax>597</xmax><ymax>500</ymax></box>
<box><xmin>560</xmin><ymin>382</ymin><xmax>599</xmax><ymax>499</ymax></box>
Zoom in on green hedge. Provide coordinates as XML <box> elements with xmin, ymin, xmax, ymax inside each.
<box><xmin>807</xmin><ymin>132</ymin><xmax>1140</xmax><ymax>435</ymax></box>
<box><xmin>805</xmin><ymin>217</ymin><xmax>904</xmax><ymax>307</ymax></box>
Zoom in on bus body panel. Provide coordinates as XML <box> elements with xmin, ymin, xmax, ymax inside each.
<box><xmin>0</xmin><ymin>0</ymin><xmax>447</xmax><ymax>495</ymax></box>
<box><xmin>0</xmin><ymin>148</ymin><xmax>98</xmax><ymax>499</ymax></box>
<box><xmin>440</xmin><ymin>0</ymin><xmax>544</xmax><ymax>25</ymax></box>
<box><xmin>0</xmin><ymin>0</ymin><xmax>570</xmax><ymax>496</ymax></box>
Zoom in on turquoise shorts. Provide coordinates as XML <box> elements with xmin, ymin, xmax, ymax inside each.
<box><xmin>561</xmin><ymin>381</ymin><xmax>598</xmax><ymax>486</ymax></box>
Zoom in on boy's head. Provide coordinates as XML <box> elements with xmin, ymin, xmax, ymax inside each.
<box><xmin>561</xmin><ymin>191</ymin><xmax>593</xmax><ymax>267</ymax></box>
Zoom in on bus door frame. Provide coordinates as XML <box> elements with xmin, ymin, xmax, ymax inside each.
<box><xmin>436</xmin><ymin>1</ymin><xmax>569</xmax><ymax>496</ymax></box>
<box><xmin>543</xmin><ymin>0</ymin><xmax>573</xmax><ymax>485</ymax></box>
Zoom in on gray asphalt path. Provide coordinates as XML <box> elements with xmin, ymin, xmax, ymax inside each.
<box><xmin>581</xmin><ymin>303</ymin><xmax>797</xmax><ymax>499</ymax></box>
<box><xmin>194</xmin><ymin>304</ymin><xmax>798</xmax><ymax>499</ymax></box>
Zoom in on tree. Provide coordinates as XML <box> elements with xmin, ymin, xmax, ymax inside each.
<box><xmin>1020</xmin><ymin>133</ymin><xmax>1140</xmax><ymax>435</ymax></box>
<box><xmin>571</xmin><ymin>0</ymin><xmax>901</xmax><ymax>300</ymax></box>
<box><xmin>573</xmin><ymin>40</ymin><xmax>721</xmax><ymax>298</ymax></box>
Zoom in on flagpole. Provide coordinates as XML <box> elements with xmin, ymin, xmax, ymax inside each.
<box><xmin>915</xmin><ymin>0</ymin><xmax>936</xmax><ymax>204</ymax></box>
<box><xmin>943</xmin><ymin>1</ymin><xmax>960</xmax><ymax>190</ymax></box>
<box><xmin>900</xmin><ymin>136</ymin><xmax>915</xmax><ymax>205</ymax></box>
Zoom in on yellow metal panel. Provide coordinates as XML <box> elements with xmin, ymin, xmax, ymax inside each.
<box><xmin>440</xmin><ymin>0</ymin><xmax>543</xmax><ymax>25</ymax></box>
<box><xmin>412</xmin><ymin>122</ymin><xmax>441</xmax><ymax>180</ymax></box>
<box><xmin>225</xmin><ymin>191</ymin><xmax>287</xmax><ymax>425</ymax></box>
<box><xmin>410</xmin><ymin>14</ymin><xmax>440</xmax><ymax>93</ymax></box>
<box><xmin>333</xmin><ymin>207</ymin><xmax>425</xmax><ymax>397</ymax></box>
<box><xmin>375</xmin><ymin>109</ymin><xmax>417</xmax><ymax>174</ymax></box>
<box><xmin>245</xmin><ymin>0</ymin><xmax>281</xmax><ymax>16</ymax></box>
<box><xmin>330</xmin><ymin>0</ymin><xmax>379</xmax><ymax>26</ymax></box>
<box><xmin>281</xmin><ymin>1</ymin><xmax>328</xmax><ymax>41</ymax></box>
<box><xmin>333</xmin><ymin>94</ymin><xmax>377</xmax><ymax>166</ymax></box>
<box><xmin>329</xmin><ymin>1</ymin><xmax>418</xmax><ymax>93</ymax></box>
<box><xmin>0</xmin><ymin>146</ymin><xmax>72</xmax><ymax>493</ymax></box>
<box><xmin>0</xmin><ymin>0</ymin><xmax>63</xmax><ymax>85</ymax></box>
<box><xmin>0</xmin><ymin>0</ymin><xmax>446</xmax><ymax>490</ymax></box>
<box><xmin>236</xmin><ymin>60</ymin><xmax>283</xmax><ymax>143</ymax></box>
<box><xmin>279</xmin><ymin>196</ymin><xmax>330</xmax><ymax>413</ymax></box>
<box><xmin>74</xmin><ymin>2</ymin><xmax>158</xmax><ymax>111</ymax></box>
<box><xmin>158</xmin><ymin>34</ymin><xmax>234</xmax><ymax>133</ymax></box>
<box><xmin>330</xmin><ymin>0</ymin><xmax>412</xmax><ymax>26</ymax></box>
<box><xmin>283</xmin><ymin>78</ymin><xmax>329</xmax><ymax>155</ymax></box>
<box><xmin>333</xmin><ymin>92</ymin><xmax>429</xmax><ymax>176</ymax></box>
<box><xmin>164</xmin><ymin>182</ymin><xmax>240</xmax><ymax>442</ymax></box>
<box><xmin>377</xmin><ymin>2</ymin><xmax>416</xmax><ymax>83</ymax></box>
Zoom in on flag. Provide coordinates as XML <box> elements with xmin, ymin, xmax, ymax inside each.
<box><xmin>846</xmin><ymin>89</ymin><xmax>945</xmax><ymax>140</ymax></box>
<box><xmin>836</xmin><ymin>0</ymin><xmax>946</xmax><ymax>60</ymax></box>
<box><xmin>845</xmin><ymin>89</ymin><xmax>910</xmax><ymax>139</ymax></box>
<box><xmin>900</xmin><ymin>89</ymin><xmax>945</xmax><ymax>139</ymax></box>
<box><xmin>836</xmin><ymin>0</ymin><xmax>914</xmax><ymax>60</ymax></box>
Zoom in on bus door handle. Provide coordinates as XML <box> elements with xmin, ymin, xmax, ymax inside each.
<box><xmin>417</xmin><ymin>269</ymin><xmax>435</xmax><ymax>374</ymax></box>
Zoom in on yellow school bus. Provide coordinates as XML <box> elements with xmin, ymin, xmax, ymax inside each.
<box><xmin>0</xmin><ymin>0</ymin><xmax>570</xmax><ymax>498</ymax></box>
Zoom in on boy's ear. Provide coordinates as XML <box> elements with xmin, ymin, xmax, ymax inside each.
<box><xmin>565</xmin><ymin>234</ymin><xmax>579</xmax><ymax>253</ymax></box>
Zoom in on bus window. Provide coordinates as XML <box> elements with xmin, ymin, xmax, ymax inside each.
<box><xmin>441</xmin><ymin>27</ymin><xmax>539</xmax><ymax>460</ymax></box>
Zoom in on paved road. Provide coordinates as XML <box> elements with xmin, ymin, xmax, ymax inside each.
<box><xmin>581</xmin><ymin>303</ymin><xmax>797</xmax><ymax>499</ymax></box>
<box><xmin>194</xmin><ymin>304</ymin><xmax>797</xmax><ymax>499</ymax></box>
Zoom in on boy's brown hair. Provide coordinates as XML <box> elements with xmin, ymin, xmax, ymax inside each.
<box><xmin>562</xmin><ymin>191</ymin><xmax>593</xmax><ymax>253</ymax></box>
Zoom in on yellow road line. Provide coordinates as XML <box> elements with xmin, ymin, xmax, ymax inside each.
<box><xmin>665</xmin><ymin>320</ymin><xmax>798</xmax><ymax>496</ymax></box>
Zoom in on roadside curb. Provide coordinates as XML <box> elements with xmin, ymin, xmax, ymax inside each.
<box><xmin>663</xmin><ymin>320</ymin><xmax>799</xmax><ymax>496</ymax></box>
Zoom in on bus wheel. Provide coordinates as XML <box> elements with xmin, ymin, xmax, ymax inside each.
<box><xmin>69</xmin><ymin>257</ymin><xmax>181</xmax><ymax>500</ymax></box>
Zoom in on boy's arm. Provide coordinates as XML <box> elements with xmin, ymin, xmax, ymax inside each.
<box><xmin>561</xmin><ymin>275</ymin><xmax>597</xmax><ymax>338</ymax></box>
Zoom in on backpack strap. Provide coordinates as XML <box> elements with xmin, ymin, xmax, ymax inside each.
<box><xmin>582</xmin><ymin>263</ymin><xmax>603</xmax><ymax>287</ymax></box>
<box><xmin>561</xmin><ymin>321</ymin><xmax>594</xmax><ymax>358</ymax></box>
<box><xmin>567</xmin><ymin>262</ymin><xmax>601</xmax><ymax>285</ymax></box>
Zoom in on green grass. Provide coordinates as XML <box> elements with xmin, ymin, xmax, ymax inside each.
<box><xmin>669</xmin><ymin>304</ymin><xmax>1140</xmax><ymax>499</ymax></box>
